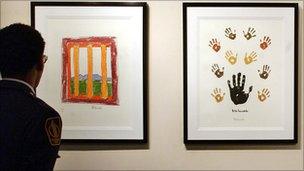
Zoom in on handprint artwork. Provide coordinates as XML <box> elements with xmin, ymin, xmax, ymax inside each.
<box><xmin>225</xmin><ymin>27</ymin><xmax>236</xmax><ymax>40</ymax></box>
<box><xmin>243</xmin><ymin>27</ymin><xmax>256</xmax><ymax>40</ymax></box>
<box><xmin>258</xmin><ymin>88</ymin><xmax>270</xmax><ymax>102</ymax></box>
<box><xmin>225</xmin><ymin>50</ymin><xmax>237</xmax><ymax>65</ymax></box>
<box><xmin>208</xmin><ymin>38</ymin><xmax>221</xmax><ymax>52</ymax></box>
<box><xmin>205</xmin><ymin>26</ymin><xmax>273</xmax><ymax>107</ymax></box>
<box><xmin>211</xmin><ymin>64</ymin><xmax>224</xmax><ymax>78</ymax></box>
<box><xmin>227</xmin><ymin>73</ymin><xmax>253</xmax><ymax>105</ymax></box>
<box><xmin>260</xmin><ymin>36</ymin><xmax>271</xmax><ymax>50</ymax></box>
<box><xmin>258</xmin><ymin>65</ymin><xmax>271</xmax><ymax>79</ymax></box>
<box><xmin>244</xmin><ymin>51</ymin><xmax>258</xmax><ymax>65</ymax></box>
<box><xmin>186</xmin><ymin>5</ymin><xmax>296</xmax><ymax>141</ymax></box>
<box><xmin>211</xmin><ymin>88</ymin><xmax>225</xmax><ymax>103</ymax></box>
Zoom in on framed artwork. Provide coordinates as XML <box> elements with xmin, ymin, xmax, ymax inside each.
<box><xmin>31</xmin><ymin>2</ymin><xmax>148</xmax><ymax>142</ymax></box>
<box><xmin>183</xmin><ymin>3</ymin><xmax>298</xmax><ymax>143</ymax></box>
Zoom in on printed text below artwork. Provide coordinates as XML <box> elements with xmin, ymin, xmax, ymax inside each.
<box><xmin>62</xmin><ymin>37</ymin><xmax>118</xmax><ymax>105</ymax></box>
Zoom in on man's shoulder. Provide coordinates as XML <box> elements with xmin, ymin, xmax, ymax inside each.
<box><xmin>33</xmin><ymin>96</ymin><xmax>60</xmax><ymax>118</ymax></box>
<box><xmin>0</xmin><ymin>83</ymin><xmax>60</xmax><ymax>121</ymax></box>
<box><xmin>2</xmin><ymin>92</ymin><xmax>57</xmax><ymax>116</ymax></box>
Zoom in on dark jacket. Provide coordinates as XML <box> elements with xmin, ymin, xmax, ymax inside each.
<box><xmin>0</xmin><ymin>79</ymin><xmax>62</xmax><ymax>171</ymax></box>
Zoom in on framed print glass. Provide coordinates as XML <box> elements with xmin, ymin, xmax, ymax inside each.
<box><xmin>31</xmin><ymin>2</ymin><xmax>148</xmax><ymax>142</ymax></box>
<box><xmin>183</xmin><ymin>3</ymin><xmax>298</xmax><ymax>143</ymax></box>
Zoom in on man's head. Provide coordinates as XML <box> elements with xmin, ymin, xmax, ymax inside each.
<box><xmin>0</xmin><ymin>23</ymin><xmax>46</xmax><ymax>88</ymax></box>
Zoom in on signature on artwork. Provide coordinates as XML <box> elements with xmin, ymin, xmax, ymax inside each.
<box><xmin>91</xmin><ymin>105</ymin><xmax>103</xmax><ymax>110</ymax></box>
<box><xmin>233</xmin><ymin>117</ymin><xmax>245</xmax><ymax>121</ymax></box>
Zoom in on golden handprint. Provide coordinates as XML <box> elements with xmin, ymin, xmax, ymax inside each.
<box><xmin>244</xmin><ymin>51</ymin><xmax>258</xmax><ymax>65</ymax></box>
<box><xmin>243</xmin><ymin>27</ymin><xmax>256</xmax><ymax>40</ymax></box>
<box><xmin>258</xmin><ymin>65</ymin><xmax>271</xmax><ymax>79</ymax></box>
<box><xmin>225</xmin><ymin>50</ymin><xmax>237</xmax><ymax>65</ymax></box>
<box><xmin>208</xmin><ymin>38</ymin><xmax>221</xmax><ymax>52</ymax></box>
<box><xmin>260</xmin><ymin>36</ymin><xmax>271</xmax><ymax>50</ymax></box>
<box><xmin>211</xmin><ymin>88</ymin><xmax>225</xmax><ymax>103</ymax></box>
<box><xmin>225</xmin><ymin>27</ymin><xmax>236</xmax><ymax>40</ymax></box>
<box><xmin>211</xmin><ymin>64</ymin><xmax>224</xmax><ymax>78</ymax></box>
<box><xmin>258</xmin><ymin>88</ymin><xmax>270</xmax><ymax>102</ymax></box>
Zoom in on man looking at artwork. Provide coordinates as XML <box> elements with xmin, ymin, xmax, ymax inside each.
<box><xmin>0</xmin><ymin>23</ymin><xmax>62</xmax><ymax>170</ymax></box>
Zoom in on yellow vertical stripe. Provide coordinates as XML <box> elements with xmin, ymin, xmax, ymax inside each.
<box><xmin>87</xmin><ymin>45</ymin><xmax>93</xmax><ymax>98</ymax></box>
<box><xmin>101</xmin><ymin>45</ymin><xmax>108</xmax><ymax>99</ymax></box>
<box><xmin>73</xmin><ymin>46</ymin><xmax>79</xmax><ymax>96</ymax></box>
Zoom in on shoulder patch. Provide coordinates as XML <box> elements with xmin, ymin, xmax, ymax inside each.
<box><xmin>45</xmin><ymin>117</ymin><xmax>62</xmax><ymax>146</ymax></box>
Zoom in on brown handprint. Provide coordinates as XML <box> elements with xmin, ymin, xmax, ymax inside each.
<box><xmin>225</xmin><ymin>50</ymin><xmax>237</xmax><ymax>65</ymax></box>
<box><xmin>260</xmin><ymin>36</ymin><xmax>271</xmax><ymax>50</ymax></box>
<box><xmin>244</xmin><ymin>51</ymin><xmax>258</xmax><ymax>65</ymax></box>
<box><xmin>211</xmin><ymin>64</ymin><xmax>224</xmax><ymax>78</ymax></box>
<box><xmin>258</xmin><ymin>88</ymin><xmax>270</xmax><ymax>102</ymax></box>
<box><xmin>258</xmin><ymin>65</ymin><xmax>271</xmax><ymax>79</ymax></box>
<box><xmin>208</xmin><ymin>38</ymin><xmax>221</xmax><ymax>52</ymax></box>
<box><xmin>243</xmin><ymin>27</ymin><xmax>256</xmax><ymax>40</ymax></box>
<box><xmin>211</xmin><ymin>88</ymin><xmax>225</xmax><ymax>103</ymax></box>
<box><xmin>225</xmin><ymin>27</ymin><xmax>236</xmax><ymax>40</ymax></box>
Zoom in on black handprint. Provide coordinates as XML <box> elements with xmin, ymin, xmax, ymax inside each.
<box><xmin>227</xmin><ymin>73</ymin><xmax>253</xmax><ymax>105</ymax></box>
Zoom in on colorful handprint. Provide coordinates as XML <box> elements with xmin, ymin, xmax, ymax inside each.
<box><xmin>211</xmin><ymin>64</ymin><xmax>224</xmax><ymax>78</ymax></box>
<box><xmin>211</xmin><ymin>88</ymin><xmax>225</xmax><ymax>103</ymax></box>
<box><xmin>225</xmin><ymin>50</ymin><xmax>237</xmax><ymax>65</ymax></box>
<box><xmin>260</xmin><ymin>36</ymin><xmax>271</xmax><ymax>50</ymax></box>
<box><xmin>258</xmin><ymin>65</ymin><xmax>271</xmax><ymax>79</ymax></box>
<box><xmin>258</xmin><ymin>88</ymin><xmax>270</xmax><ymax>102</ymax></box>
<box><xmin>243</xmin><ymin>27</ymin><xmax>256</xmax><ymax>40</ymax></box>
<box><xmin>208</xmin><ymin>38</ymin><xmax>221</xmax><ymax>52</ymax></box>
<box><xmin>225</xmin><ymin>27</ymin><xmax>236</xmax><ymax>40</ymax></box>
<box><xmin>244</xmin><ymin>51</ymin><xmax>258</xmax><ymax>65</ymax></box>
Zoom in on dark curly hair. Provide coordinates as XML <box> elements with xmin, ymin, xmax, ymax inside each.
<box><xmin>0</xmin><ymin>23</ymin><xmax>45</xmax><ymax>77</ymax></box>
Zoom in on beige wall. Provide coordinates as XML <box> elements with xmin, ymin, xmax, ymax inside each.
<box><xmin>1</xmin><ymin>1</ymin><xmax>303</xmax><ymax>170</ymax></box>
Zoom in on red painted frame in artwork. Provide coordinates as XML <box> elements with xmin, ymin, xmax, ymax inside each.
<box><xmin>61</xmin><ymin>37</ymin><xmax>118</xmax><ymax>105</ymax></box>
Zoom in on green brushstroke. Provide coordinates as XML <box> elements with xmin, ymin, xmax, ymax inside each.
<box><xmin>70</xmin><ymin>80</ymin><xmax>112</xmax><ymax>96</ymax></box>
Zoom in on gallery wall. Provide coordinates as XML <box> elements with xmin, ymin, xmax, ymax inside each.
<box><xmin>1</xmin><ymin>0</ymin><xmax>303</xmax><ymax>170</ymax></box>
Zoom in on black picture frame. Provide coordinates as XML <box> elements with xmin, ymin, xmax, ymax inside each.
<box><xmin>31</xmin><ymin>2</ymin><xmax>148</xmax><ymax>143</ymax></box>
<box><xmin>183</xmin><ymin>3</ymin><xmax>298</xmax><ymax>144</ymax></box>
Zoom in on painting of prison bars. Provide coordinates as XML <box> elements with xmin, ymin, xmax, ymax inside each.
<box><xmin>62</xmin><ymin>37</ymin><xmax>118</xmax><ymax>105</ymax></box>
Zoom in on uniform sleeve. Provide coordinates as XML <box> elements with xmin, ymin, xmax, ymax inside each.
<box><xmin>22</xmin><ymin>113</ymin><xmax>62</xmax><ymax>171</ymax></box>
<box><xmin>44</xmin><ymin>116</ymin><xmax>62</xmax><ymax>147</ymax></box>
